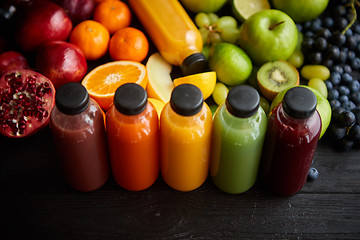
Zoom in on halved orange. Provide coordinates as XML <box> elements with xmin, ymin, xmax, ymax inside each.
<box><xmin>82</xmin><ymin>61</ymin><xmax>148</xmax><ymax>110</ymax></box>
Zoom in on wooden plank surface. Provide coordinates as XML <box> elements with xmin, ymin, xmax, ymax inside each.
<box><xmin>0</xmin><ymin>127</ymin><xmax>360</xmax><ymax>239</ymax></box>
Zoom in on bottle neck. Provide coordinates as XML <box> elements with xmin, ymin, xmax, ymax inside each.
<box><xmin>279</xmin><ymin>104</ymin><xmax>309</xmax><ymax>123</ymax></box>
<box><xmin>276</xmin><ymin>103</ymin><xmax>321</xmax><ymax>132</ymax></box>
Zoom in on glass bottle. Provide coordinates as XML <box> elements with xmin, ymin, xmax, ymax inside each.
<box><xmin>261</xmin><ymin>86</ymin><xmax>322</xmax><ymax>196</ymax></box>
<box><xmin>106</xmin><ymin>83</ymin><xmax>159</xmax><ymax>191</ymax></box>
<box><xmin>128</xmin><ymin>0</ymin><xmax>207</xmax><ymax>75</ymax></box>
<box><xmin>211</xmin><ymin>85</ymin><xmax>267</xmax><ymax>194</ymax></box>
<box><xmin>50</xmin><ymin>82</ymin><xmax>109</xmax><ymax>192</ymax></box>
<box><xmin>160</xmin><ymin>84</ymin><xmax>212</xmax><ymax>191</ymax></box>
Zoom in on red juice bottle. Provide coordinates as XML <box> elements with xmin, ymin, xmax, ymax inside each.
<box><xmin>261</xmin><ymin>87</ymin><xmax>322</xmax><ymax>196</ymax></box>
<box><xmin>50</xmin><ymin>82</ymin><xmax>109</xmax><ymax>192</ymax></box>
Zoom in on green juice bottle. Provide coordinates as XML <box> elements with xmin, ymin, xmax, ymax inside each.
<box><xmin>210</xmin><ymin>85</ymin><xmax>267</xmax><ymax>194</ymax></box>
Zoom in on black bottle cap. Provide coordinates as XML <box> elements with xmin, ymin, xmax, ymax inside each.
<box><xmin>181</xmin><ymin>53</ymin><xmax>208</xmax><ymax>76</ymax></box>
<box><xmin>170</xmin><ymin>84</ymin><xmax>203</xmax><ymax>116</ymax></box>
<box><xmin>283</xmin><ymin>87</ymin><xmax>317</xmax><ymax>119</ymax></box>
<box><xmin>114</xmin><ymin>83</ymin><xmax>147</xmax><ymax>115</ymax></box>
<box><xmin>55</xmin><ymin>82</ymin><xmax>89</xmax><ymax>115</ymax></box>
<box><xmin>225</xmin><ymin>85</ymin><xmax>260</xmax><ymax>118</ymax></box>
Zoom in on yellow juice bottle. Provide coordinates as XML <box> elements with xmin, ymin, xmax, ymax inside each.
<box><xmin>160</xmin><ymin>84</ymin><xmax>212</xmax><ymax>191</ymax></box>
<box><xmin>128</xmin><ymin>0</ymin><xmax>207</xmax><ymax>75</ymax></box>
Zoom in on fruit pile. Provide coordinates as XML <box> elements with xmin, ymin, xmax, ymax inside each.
<box><xmin>0</xmin><ymin>0</ymin><xmax>359</xmax><ymax>155</ymax></box>
<box><xmin>0</xmin><ymin>0</ymin><xmax>149</xmax><ymax>137</ymax></box>
<box><xmin>298</xmin><ymin>0</ymin><xmax>360</xmax><ymax>150</ymax></box>
<box><xmin>190</xmin><ymin>0</ymin><xmax>360</xmax><ymax>151</ymax></box>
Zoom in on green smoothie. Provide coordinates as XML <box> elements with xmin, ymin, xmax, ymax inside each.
<box><xmin>210</xmin><ymin>85</ymin><xmax>267</xmax><ymax>194</ymax></box>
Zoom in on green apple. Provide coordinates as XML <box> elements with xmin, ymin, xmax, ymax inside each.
<box><xmin>238</xmin><ymin>9</ymin><xmax>298</xmax><ymax>66</ymax></box>
<box><xmin>272</xmin><ymin>0</ymin><xmax>329</xmax><ymax>23</ymax></box>
<box><xmin>209</xmin><ymin>42</ymin><xmax>252</xmax><ymax>86</ymax></box>
<box><xmin>270</xmin><ymin>85</ymin><xmax>331</xmax><ymax>139</ymax></box>
<box><xmin>180</xmin><ymin>0</ymin><xmax>227</xmax><ymax>13</ymax></box>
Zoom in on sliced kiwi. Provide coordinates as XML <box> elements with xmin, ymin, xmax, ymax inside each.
<box><xmin>257</xmin><ymin>60</ymin><xmax>299</xmax><ymax>100</ymax></box>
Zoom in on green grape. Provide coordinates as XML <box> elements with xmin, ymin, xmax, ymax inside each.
<box><xmin>209</xmin><ymin>31</ymin><xmax>223</xmax><ymax>44</ymax></box>
<box><xmin>308</xmin><ymin>78</ymin><xmax>328</xmax><ymax>98</ymax></box>
<box><xmin>287</xmin><ymin>50</ymin><xmax>304</xmax><ymax>69</ymax></box>
<box><xmin>202</xmin><ymin>44</ymin><xmax>211</xmax><ymax>59</ymax></box>
<box><xmin>216</xmin><ymin>16</ymin><xmax>238</xmax><ymax>31</ymax></box>
<box><xmin>220</xmin><ymin>27</ymin><xmax>240</xmax><ymax>44</ymax></box>
<box><xmin>199</xmin><ymin>27</ymin><xmax>209</xmax><ymax>44</ymax></box>
<box><xmin>247</xmin><ymin>66</ymin><xmax>260</xmax><ymax>91</ymax></box>
<box><xmin>296</xmin><ymin>31</ymin><xmax>303</xmax><ymax>51</ymax></box>
<box><xmin>195</xmin><ymin>12</ymin><xmax>210</xmax><ymax>28</ymax></box>
<box><xmin>212</xmin><ymin>82</ymin><xmax>229</xmax><ymax>105</ymax></box>
<box><xmin>209</xmin><ymin>104</ymin><xmax>219</xmax><ymax>116</ymax></box>
<box><xmin>260</xmin><ymin>96</ymin><xmax>270</xmax><ymax>116</ymax></box>
<box><xmin>300</xmin><ymin>65</ymin><xmax>330</xmax><ymax>81</ymax></box>
<box><xmin>208</xmin><ymin>13</ymin><xmax>219</xmax><ymax>25</ymax></box>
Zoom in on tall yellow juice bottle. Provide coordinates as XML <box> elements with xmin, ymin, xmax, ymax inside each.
<box><xmin>160</xmin><ymin>84</ymin><xmax>212</xmax><ymax>191</ymax></box>
<box><xmin>128</xmin><ymin>0</ymin><xmax>207</xmax><ymax>75</ymax></box>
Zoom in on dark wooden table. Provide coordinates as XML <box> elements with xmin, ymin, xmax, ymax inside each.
<box><xmin>0</xmin><ymin>126</ymin><xmax>359</xmax><ymax>239</ymax></box>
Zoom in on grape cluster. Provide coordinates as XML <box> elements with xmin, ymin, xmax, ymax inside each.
<box><xmin>194</xmin><ymin>12</ymin><xmax>240</xmax><ymax>46</ymax></box>
<box><xmin>300</xmin><ymin>0</ymin><xmax>360</xmax><ymax>150</ymax></box>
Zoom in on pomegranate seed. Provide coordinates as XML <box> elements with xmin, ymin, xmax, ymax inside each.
<box><xmin>45</xmin><ymin>88</ymin><xmax>52</xmax><ymax>94</ymax></box>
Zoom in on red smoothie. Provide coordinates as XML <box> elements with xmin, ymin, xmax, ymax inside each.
<box><xmin>261</xmin><ymin>87</ymin><xmax>322</xmax><ymax>196</ymax></box>
<box><xmin>50</xmin><ymin>83</ymin><xmax>109</xmax><ymax>192</ymax></box>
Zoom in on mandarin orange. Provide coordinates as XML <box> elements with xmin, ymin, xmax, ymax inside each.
<box><xmin>109</xmin><ymin>27</ymin><xmax>149</xmax><ymax>62</ymax></box>
<box><xmin>69</xmin><ymin>20</ymin><xmax>110</xmax><ymax>61</ymax></box>
<box><xmin>93</xmin><ymin>0</ymin><xmax>131</xmax><ymax>34</ymax></box>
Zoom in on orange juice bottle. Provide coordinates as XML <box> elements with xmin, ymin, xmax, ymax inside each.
<box><xmin>106</xmin><ymin>83</ymin><xmax>159</xmax><ymax>191</ymax></box>
<box><xmin>160</xmin><ymin>84</ymin><xmax>212</xmax><ymax>191</ymax></box>
<box><xmin>128</xmin><ymin>0</ymin><xmax>207</xmax><ymax>75</ymax></box>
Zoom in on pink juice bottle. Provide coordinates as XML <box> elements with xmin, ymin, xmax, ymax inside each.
<box><xmin>50</xmin><ymin>82</ymin><xmax>109</xmax><ymax>192</ymax></box>
<box><xmin>261</xmin><ymin>87</ymin><xmax>322</xmax><ymax>196</ymax></box>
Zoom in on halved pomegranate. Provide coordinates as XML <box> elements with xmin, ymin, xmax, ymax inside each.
<box><xmin>0</xmin><ymin>69</ymin><xmax>55</xmax><ymax>138</ymax></box>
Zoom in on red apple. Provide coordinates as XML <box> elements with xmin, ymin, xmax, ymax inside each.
<box><xmin>14</xmin><ymin>0</ymin><xmax>73</xmax><ymax>52</ymax></box>
<box><xmin>52</xmin><ymin>0</ymin><xmax>95</xmax><ymax>25</ymax></box>
<box><xmin>35</xmin><ymin>40</ymin><xmax>87</xmax><ymax>89</ymax></box>
<box><xmin>0</xmin><ymin>51</ymin><xmax>29</xmax><ymax>76</ymax></box>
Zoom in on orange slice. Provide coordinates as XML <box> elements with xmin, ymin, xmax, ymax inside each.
<box><xmin>82</xmin><ymin>61</ymin><xmax>148</xmax><ymax>110</ymax></box>
<box><xmin>173</xmin><ymin>71</ymin><xmax>217</xmax><ymax>100</ymax></box>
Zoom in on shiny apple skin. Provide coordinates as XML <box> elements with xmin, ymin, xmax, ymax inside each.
<box><xmin>0</xmin><ymin>51</ymin><xmax>29</xmax><ymax>76</ymax></box>
<box><xmin>35</xmin><ymin>40</ymin><xmax>87</xmax><ymax>89</ymax></box>
<box><xmin>15</xmin><ymin>0</ymin><xmax>73</xmax><ymax>52</ymax></box>
<box><xmin>52</xmin><ymin>0</ymin><xmax>95</xmax><ymax>25</ymax></box>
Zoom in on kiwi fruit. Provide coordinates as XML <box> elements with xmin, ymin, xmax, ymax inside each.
<box><xmin>257</xmin><ymin>60</ymin><xmax>299</xmax><ymax>100</ymax></box>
